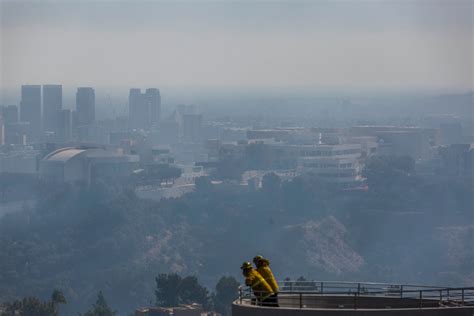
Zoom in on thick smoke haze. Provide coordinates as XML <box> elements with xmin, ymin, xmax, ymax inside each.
<box><xmin>1</xmin><ymin>0</ymin><xmax>472</xmax><ymax>91</ymax></box>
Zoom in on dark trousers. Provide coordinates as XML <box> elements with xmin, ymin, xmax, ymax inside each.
<box><xmin>261</xmin><ymin>293</ymin><xmax>279</xmax><ymax>307</ymax></box>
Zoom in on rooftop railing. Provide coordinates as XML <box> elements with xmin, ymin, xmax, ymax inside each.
<box><xmin>237</xmin><ymin>280</ymin><xmax>474</xmax><ymax>309</ymax></box>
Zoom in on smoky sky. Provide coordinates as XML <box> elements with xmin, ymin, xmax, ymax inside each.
<box><xmin>0</xmin><ymin>0</ymin><xmax>472</xmax><ymax>91</ymax></box>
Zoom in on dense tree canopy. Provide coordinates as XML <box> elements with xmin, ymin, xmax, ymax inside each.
<box><xmin>1</xmin><ymin>290</ymin><xmax>66</xmax><ymax>316</ymax></box>
<box><xmin>212</xmin><ymin>276</ymin><xmax>240</xmax><ymax>316</ymax></box>
<box><xmin>155</xmin><ymin>274</ymin><xmax>182</xmax><ymax>307</ymax></box>
<box><xmin>81</xmin><ymin>291</ymin><xmax>116</xmax><ymax>316</ymax></box>
<box><xmin>155</xmin><ymin>274</ymin><xmax>209</xmax><ymax>308</ymax></box>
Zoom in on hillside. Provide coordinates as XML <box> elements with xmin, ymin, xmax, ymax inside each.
<box><xmin>0</xmin><ymin>159</ymin><xmax>473</xmax><ymax>314</ymax></box>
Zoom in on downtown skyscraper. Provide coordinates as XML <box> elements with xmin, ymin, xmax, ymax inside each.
<box><xmin>128</xmin><ymin>88</ymin><xmax>161</xmax><ymax>130</ymax></box>
<box><xmin>146</xmin><ymin>88</ymin><xmax>161</xmax><ymax>126</ymax></box>
<box><xmin>42</xmin><ymin>84</ymin><xmax>62</xmax><ymax>133</ymax></box>
<box><xmin>20</xmin><ymin>85</ymin><xmax>42</xmax><ymax>141</ymax></box>
<box><xmin>76</xmin><ymin>87</ymin><xmax>95</xmax><ymax>126</ymax></box>
<box><xmin>57</xmin><ymin>109</ymin><xmax>72</xmax><ymax>142</ymax></box>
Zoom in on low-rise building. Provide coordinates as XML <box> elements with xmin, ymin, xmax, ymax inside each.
<box><xmin>295</xmin><ymin>144</ymin><xmax>364</xmax><ymax>186</ymax></box>
<box><xmin>0</xmin><ymin>145</ymin><xmax>41</xmax><ymax>174</ymax></box>
<box><xmin>349</xmin><ymin>125</ymin><xmax>438</xmax><ymax>159</ymax></box>
<box><xmin>39</xmin><ymin>147</ymin><xmax>139</xmax><ymax>183</ymax></box>
<box><xmin>4</xmin><ymin>122</ymin><xmax>30</xmax><ymax>145</ymax></box>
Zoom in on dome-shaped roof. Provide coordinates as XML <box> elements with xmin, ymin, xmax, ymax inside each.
<box><xmin>43</xmin><ymin>147</ymin><xmax>87</xmax><ymax>163</ymax></box>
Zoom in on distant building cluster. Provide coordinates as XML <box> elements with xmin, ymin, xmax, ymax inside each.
<box><xmin>1</xmin><ymin>85</ymin><xmax>472</xmax><ymax>193</ymax></box>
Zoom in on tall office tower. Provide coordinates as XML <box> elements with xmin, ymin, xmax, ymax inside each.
<box><xmin>57</xmin><ymin>109</ymin><xmax>72</xmax><ymax>142</ymax></box>
<box><xmin>129</xmin><ymin>88</ymin><xmax>161</xmax><ymax>130</ymax></box>
<box><xmin>1</xmin><ymin>105</ymin><xmax>18</xmax><ymax>124</ymax></box>
<box><xmin>20</xmin><ymin>85</ymin><xmax>42</xmax><ymax>141</ymax></box>
<box><xmin>129</xmin><ymin>88</ymin><xmax>147</xmax><ymax>130</ymax></box>
<box><xmin>76</xmin><ymin>87</ymin><xmax>95</xmax><ymax>125</ymax></box>
<box><xmin>42</xmin><ymin>85</ymin><xmax>62</xmax><ymax>132</ymax></box>
<box><xmin>145</xmin><ymin>88</ymin><xmax>161</xmax><ymax>126</ymax></box>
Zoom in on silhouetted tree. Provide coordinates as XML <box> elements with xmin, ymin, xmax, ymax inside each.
<box><xmin>1</xmin><ymin>290</ymin><xmax>66</xmax><ymax>316</ymax></box>
<box><xmin>81</xmin><ymin>291</ymin><xmax>117</xmax><ymax>316</ymax></box>
<box><xmin>195</xmin><ymin>176</ymin><xmax>213</xmax><ymax>193</ymax></box>
<box><xmin>261</xmin><ymin>172</ymin><xmax>281</xmax><ymax>194</ymax></box>
<box><xmin>155</xmin><ymin>274</ymin><xmax>210</xmax><ymax>308</ymax></box>
<box><xmin>2</xmin><ymin>297</ymin><xmax>52</xmax><ymax>316</ymax></box>
<box><xmin>179</xmin><ymin>276</ymin><xmax>210</xmax><ymax>307</ymax></box>
<box><xmin>155</xmin><ymin>273</ymin><xmax>182</xmax><ymax>307</ymax></box>
<box><xmin>363</xmin><ymin>155</ymin><xmax>419</xmax><ymax>210</ymax></box>
<box><xmin>51</xmin><ymin>289</ymin><xmax>67</xmax><ymax>316</ymax></box>
<box><xmin>212</xmin><ymin>276</ymin><xmax>240</xmax><ymax>316</ymax></box>
<box><xmin>363</xmin><ymin>155</ymin><xmax>415</xmax><ymax>189</ymax></box>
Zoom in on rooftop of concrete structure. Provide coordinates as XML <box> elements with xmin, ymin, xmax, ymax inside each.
<box><xmin>233</xmin><ymin>281</ymin><xmax>474</xmax><ymax>315</ymax></box>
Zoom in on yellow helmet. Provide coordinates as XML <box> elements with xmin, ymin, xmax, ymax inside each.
<box><xmin>240</xmin><ymin>261</ymin><xmax>252</xmax><ymax>270</ymax></box>
<box><xmin>253</xmin><ymin>255</ymin><xmax>264</xmax><ymax>265</ymax></box>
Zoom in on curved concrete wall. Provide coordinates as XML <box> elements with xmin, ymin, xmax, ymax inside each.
<box><xmin>232</xmin><ymin>301</ymin><xmax>474</xmax><ymax>316</ymax></box>
<box><xmin>271</xmin><ymin>294</ymin><xmax>440</xmax><ymax>309</ymax></box>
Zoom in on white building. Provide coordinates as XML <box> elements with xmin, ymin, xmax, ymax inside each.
<box><xmin>40</xmin><ymin>147</ymin><xmax>139</xmax><ymax>183</ymax></box>
<box><xmin>295</xmin><ymin>144</ymin><xmax>364</xmax><ymax>186</ymax></box>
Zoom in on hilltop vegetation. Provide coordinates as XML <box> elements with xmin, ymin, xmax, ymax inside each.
<box><xmin>0</xmin><ymin>155</ymin><xmax>472</xmax><ymax>314</ymax></box>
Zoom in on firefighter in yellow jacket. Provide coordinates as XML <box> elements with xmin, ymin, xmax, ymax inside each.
<box><xmin>253</xmin><ymin>255</ymin><xmax>279</xmax><ymax>307</ymax></box>
<box><xmin>240</xmin><ymin>261</ymin><xmax>274</xmax><ymax>305</ymax></box>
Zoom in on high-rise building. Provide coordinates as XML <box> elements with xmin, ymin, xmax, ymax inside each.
<box><xmin>129</xmin><ymin>88</ymin><xmax>146</xmax><ymax>130</ymax></box>
<box><xmin>145</xmin><ymin>88</ymin><xmax>161</xmax><ymax>126</ymax></box>
<box><xmin>76</xmin><ymin>87</ymin><xmax>95</xmax><ymax>126</ymax></box>
<box><xmin>57</xmin><ymin>109</ymin><xmax>72</xmax><ymax>143</ymax></box>
<box><xmin>20</xmin><ymin>85</ymin><xmax>42</xmax><ymax>141</ymax></box>
<box><xmin>1</xmin><ymin>105</ymin><xmax>19</xmax><ymax>124</ymax></box>
<box><xmin>71</xmin><ymin>110</ymin><xmax>78</xmax><ymax>134</ymax></box>
<box><xmin>129</xmin><ymin>88</ymin><xmax>148</xmax><ymax>130</ymax></box>
<box><xmin>129</xmin><ymin>88</ymin><xmax>161</xmax><ymax>130</ymax></box>
<box><xmin>42</xmin><ymin>84</ymin><xmax>62</xmax><ymax>132</ymax></box>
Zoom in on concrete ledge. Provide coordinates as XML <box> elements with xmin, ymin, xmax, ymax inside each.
<box><xmin>233</xmin><ymin>304</ymin><xmax>474</xmax><ymax>316</ymax></box>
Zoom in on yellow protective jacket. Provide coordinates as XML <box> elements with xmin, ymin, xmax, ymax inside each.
<box><xmin>245</xmin><ymin>269</ymin><xmax>274</xmax><ymax>300</ymax></box>
<box><xmin>257</xmin><ymin>259</ymin><xmax>279</xmax><ymax>293</ymax></box>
